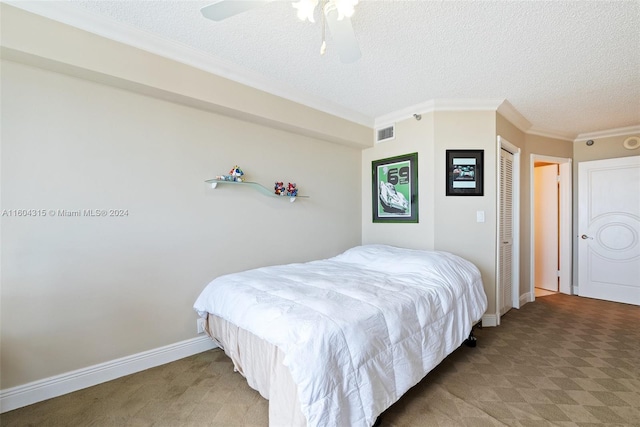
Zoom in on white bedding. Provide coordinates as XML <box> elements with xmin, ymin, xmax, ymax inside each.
<box><xmin>194</xmin><ymin>244</ymin><xmax>487</xmax><ymax>427</ymax></box>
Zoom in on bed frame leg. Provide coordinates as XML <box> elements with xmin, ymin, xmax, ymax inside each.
<box><xmin>464</xmin><ymin>330</ymin><xmax>477</xmax><ymax>347</ymax></box>
<box><xmin>372</xmin><ymin>415</ymin><xmax>382</xmax><ymax>427</ymax></box>
<box><xmin>464</xmin><ymin>321</ymin><xmax>481</xmax><ymax>348</ymax></box>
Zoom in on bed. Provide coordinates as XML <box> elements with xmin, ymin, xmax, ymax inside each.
<box><xmin>193</xmin><ymin>244</ymin><xmax>487</xmax><ymax>427</ymax></box>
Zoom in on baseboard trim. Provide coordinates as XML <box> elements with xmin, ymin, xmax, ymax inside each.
<box><xmin>482</xmin><ymin>314</ymin><xmax>498</xmax><ymax>327</ymax></box>
<box><xmin>520</xmin><ymin>292</ymin><xmax>532</xmax><ymax>306</ymax></box>
<box><xmin>0</xmin><ymin>335</ymin><xmax>217</xmax><ymax>413</ymax></box>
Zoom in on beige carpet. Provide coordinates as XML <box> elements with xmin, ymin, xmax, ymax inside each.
<box><xmin>2</xmin><ymin>293</ymin><xmax>639</xmax><ymax>426</ymax></box>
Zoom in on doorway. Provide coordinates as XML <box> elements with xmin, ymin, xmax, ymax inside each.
<box><xmin>530</xmin><ymin>155</ymin><xmax>572</xmax><ymax>301</ymax></box>
<box><xmin>534</xmin><ymin>163</ymin><xmax>559</xmax><ymax>294</ymax></box>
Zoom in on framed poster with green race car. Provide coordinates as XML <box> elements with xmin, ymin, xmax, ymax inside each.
<box><xmin>372</xmin><ymin>152</ymin><xmax>418</xmax><ymax>223</ymax></box>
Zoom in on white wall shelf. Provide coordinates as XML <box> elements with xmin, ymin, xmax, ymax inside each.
<box><xmin>205</xmin><ymin>179</ymin><xmax>308</xmax><ymax>202</ymax></box>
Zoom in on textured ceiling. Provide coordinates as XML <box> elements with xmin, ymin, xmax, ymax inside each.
<box><xmin>15</xmin><ymin>1</ymin><xmax>640</xmax><ymax>140</ymax></box>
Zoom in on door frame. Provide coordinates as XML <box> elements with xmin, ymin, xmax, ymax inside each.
<box><xmin>529</xmin><ymin>154</ymin><xmax>572</xmax><ymax>300</ymax></box>
<box><xmin>496</xmin><ymin>136</ymin><xmax>520</xmax><ymax>324</ymax></box>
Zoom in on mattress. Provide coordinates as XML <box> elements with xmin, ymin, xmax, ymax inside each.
<box><xmin>194</xmin><ymin>244</ymin><xmax>488</xmax><ymax>427</ymax></box>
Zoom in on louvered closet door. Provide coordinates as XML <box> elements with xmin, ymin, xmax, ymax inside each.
<box><xmin>500</xmin><ymin>149</ymin><xmax>514</xmax><ymax>316</ymax></box>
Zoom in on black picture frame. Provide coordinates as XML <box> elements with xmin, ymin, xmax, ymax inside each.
<box><xmin>446</xmin><ymin>149</ymin><xmax>484</xmax><ymax>196</ymax></box>
<box><xmin>372</xmin><ymin>152</ymin><xmax>418</xmax><ymax>223</ymax></box>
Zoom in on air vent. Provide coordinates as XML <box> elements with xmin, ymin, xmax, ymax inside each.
<box><xmin>376</xmin><ymin>124</ymin><xmax>395</xmax><ymax>143</ymax></box>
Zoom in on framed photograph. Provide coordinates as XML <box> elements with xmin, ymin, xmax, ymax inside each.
<box><xmin>446</xmin><ymin>149</ymin><xmax>484</xmax><ymax>196</ymax></box>
<box><xmin>372</xmin><ymin>152</ymin><xmax>418</xmax><ymax>223</ymax></box>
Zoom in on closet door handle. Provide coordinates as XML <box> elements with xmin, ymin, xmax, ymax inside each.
<box><xmin>581</xmin><ymin>234</ymin><xmax>593</xmax><ymax>240</ymax></box>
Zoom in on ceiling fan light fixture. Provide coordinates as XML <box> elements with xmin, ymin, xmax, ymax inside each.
<box><xmin>200</xmin><ymin>0</ymin><xmax>360</xmax><ymax>62</ymax></box>
<box><xmin>294</xmin><ymin>0</ymin><xmax>358</xmax><ymax>23</ymax></box>
<box><xmin>293</xmin><ymin>0</ymin><xmax>318</xmax><ymax>22</ymax></box>
<box><xmin>333</xmin><ymin>0</ymin><xmax>358</xmax><ymax>20</ymax></box>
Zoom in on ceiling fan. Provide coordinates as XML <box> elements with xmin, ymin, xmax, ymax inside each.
<box><xmin>200</xmin><ymin>0</ymin><xmax>362</xmax><ymax>63</ymax></box>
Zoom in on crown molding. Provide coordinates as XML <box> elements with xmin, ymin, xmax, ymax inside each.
<box><xmin>574</xmin><ymin>125</ymin><xmax>640</xmax><ymax>142</ymax></box>
<box><xmin>5</xmin><ymin>1</ymin><xmax>373</xmax><ymax>128</ymax></box>
<box><xmin>526</xmin><ymin>126</ymin><xmax>574</xmax><ymax>142</ymax></box>
<box><xmin>374</xmin><ymin>99</ymin><xmax>505</xmax><ymax>129</ymax></box>
<box><xmin>379</xmin><ymin>98</ymin><xmax>602</xmax><ymax>143</ymax></box>
<box><xmin>375</xmin><ymin>96</ymin><xmax>640</xmax><ymax>144</ymax></box>
<box><xmin>496</xmin><ymin>99</ymin><xmax>532</xmax><ymax>133</ymax></box>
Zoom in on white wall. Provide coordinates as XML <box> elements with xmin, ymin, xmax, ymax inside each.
<box><xmin>0</xmin><ymin>59</ymin><xmax>362</xmax><ymax>389</ymax></box>
<box><xmin>433</xmin><ymin>111</ymin><xmax>498</xmax><ymax>316</ymax></box>
<box><xmin>361</xmin><ymin>114</ymin><xmax>436</xmax><ymax>249</ymax></box>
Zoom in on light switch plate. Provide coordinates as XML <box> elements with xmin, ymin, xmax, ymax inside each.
<box><xmin>476</xmin><ymin>211</ymin><xmax>485</xmax><ymax>223</ymax></box>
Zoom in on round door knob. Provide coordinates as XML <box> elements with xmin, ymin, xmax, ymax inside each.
<box><xmin>581</xmin><ymin>234</ymin><xmax>592</xmax><ymax>240</ymax></box>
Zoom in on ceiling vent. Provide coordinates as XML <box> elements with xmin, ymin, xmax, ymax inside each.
<box><xmin>376</xmin><ymin>124</ymin><xmax>395</xmax><ymax>143</ymax></box>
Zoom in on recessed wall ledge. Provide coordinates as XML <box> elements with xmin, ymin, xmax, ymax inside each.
<box><xmin>0</xmin><ymin>4</ymin><xmax>373</xmax><ymax>150</ymax></box>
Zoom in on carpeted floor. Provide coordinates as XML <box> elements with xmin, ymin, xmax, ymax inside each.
<box><xmin>2</xmin><ymin>293</ymin><xmax>639</xmax><ymax>426</ymax></box>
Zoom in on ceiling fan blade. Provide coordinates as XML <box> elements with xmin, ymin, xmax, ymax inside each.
<box><xmin>324</xmin><ymin>11</ymin><xmax>361</xmax><ymax>63</ymax></box>
<box><xmin>201</xmin><ymin>0</ymin><xmax>273</xmax><ymax>21</ymax></box>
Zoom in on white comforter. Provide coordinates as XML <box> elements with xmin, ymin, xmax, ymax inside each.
<box><xmin>194</xmin><ymin>244</ymin><xmax>487</xmax><ymax>427</ymax></box>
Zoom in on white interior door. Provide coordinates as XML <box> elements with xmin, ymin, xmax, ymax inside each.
<box><xmin>578</xmin><ymin>156</ymin><xmax>640</xmax><ymax>305</ymax></box>
<box><xmin>534</xmin><ymin>165</ymin><xmax>559</xmax><ymax>291</ymax></box>
<box><xmin>499</xmin><ymin>149</ymin><xmax>513</xmax><ymax>315</ymax></box>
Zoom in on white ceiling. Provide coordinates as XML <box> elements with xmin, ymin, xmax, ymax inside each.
<box><xmin>14</xmin><ymin>0</ymin><xmax>640</xmax><ymax>140</ymax></box>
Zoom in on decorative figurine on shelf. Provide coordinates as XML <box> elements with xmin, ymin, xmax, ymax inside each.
<box><xmin>215</xmin><ymin>165</ymin><xmax>245</xmax><ymax>182</ymax></box>
<box><xmin>274</xmin><ymin>182</ymin><xmax>285</xmax><ymax>195</ymax></box>
<box><xmin>229</xmin><ymin>165</ymin><xmax>244</xmax><ymax>182</ymax></box>
<box><xmin>286</xmin><ymin>182</ymin><xmax>298</xmax><ymax>197</ymax></box>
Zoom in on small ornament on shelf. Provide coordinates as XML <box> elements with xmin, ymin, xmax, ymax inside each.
<box><xmin>286</xmin><ymin>182</ymin><xmax>298</xmax><ymax>197</ymax></box>
<box><xmin>274</xmin><ymin>181</ymin><xmax>286</xmax><ymax>195</ymax></box>
<box><xmin>216</xmin><ymin>165</ymin><xmax>245</xmax><ymax>182</ymax></box>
